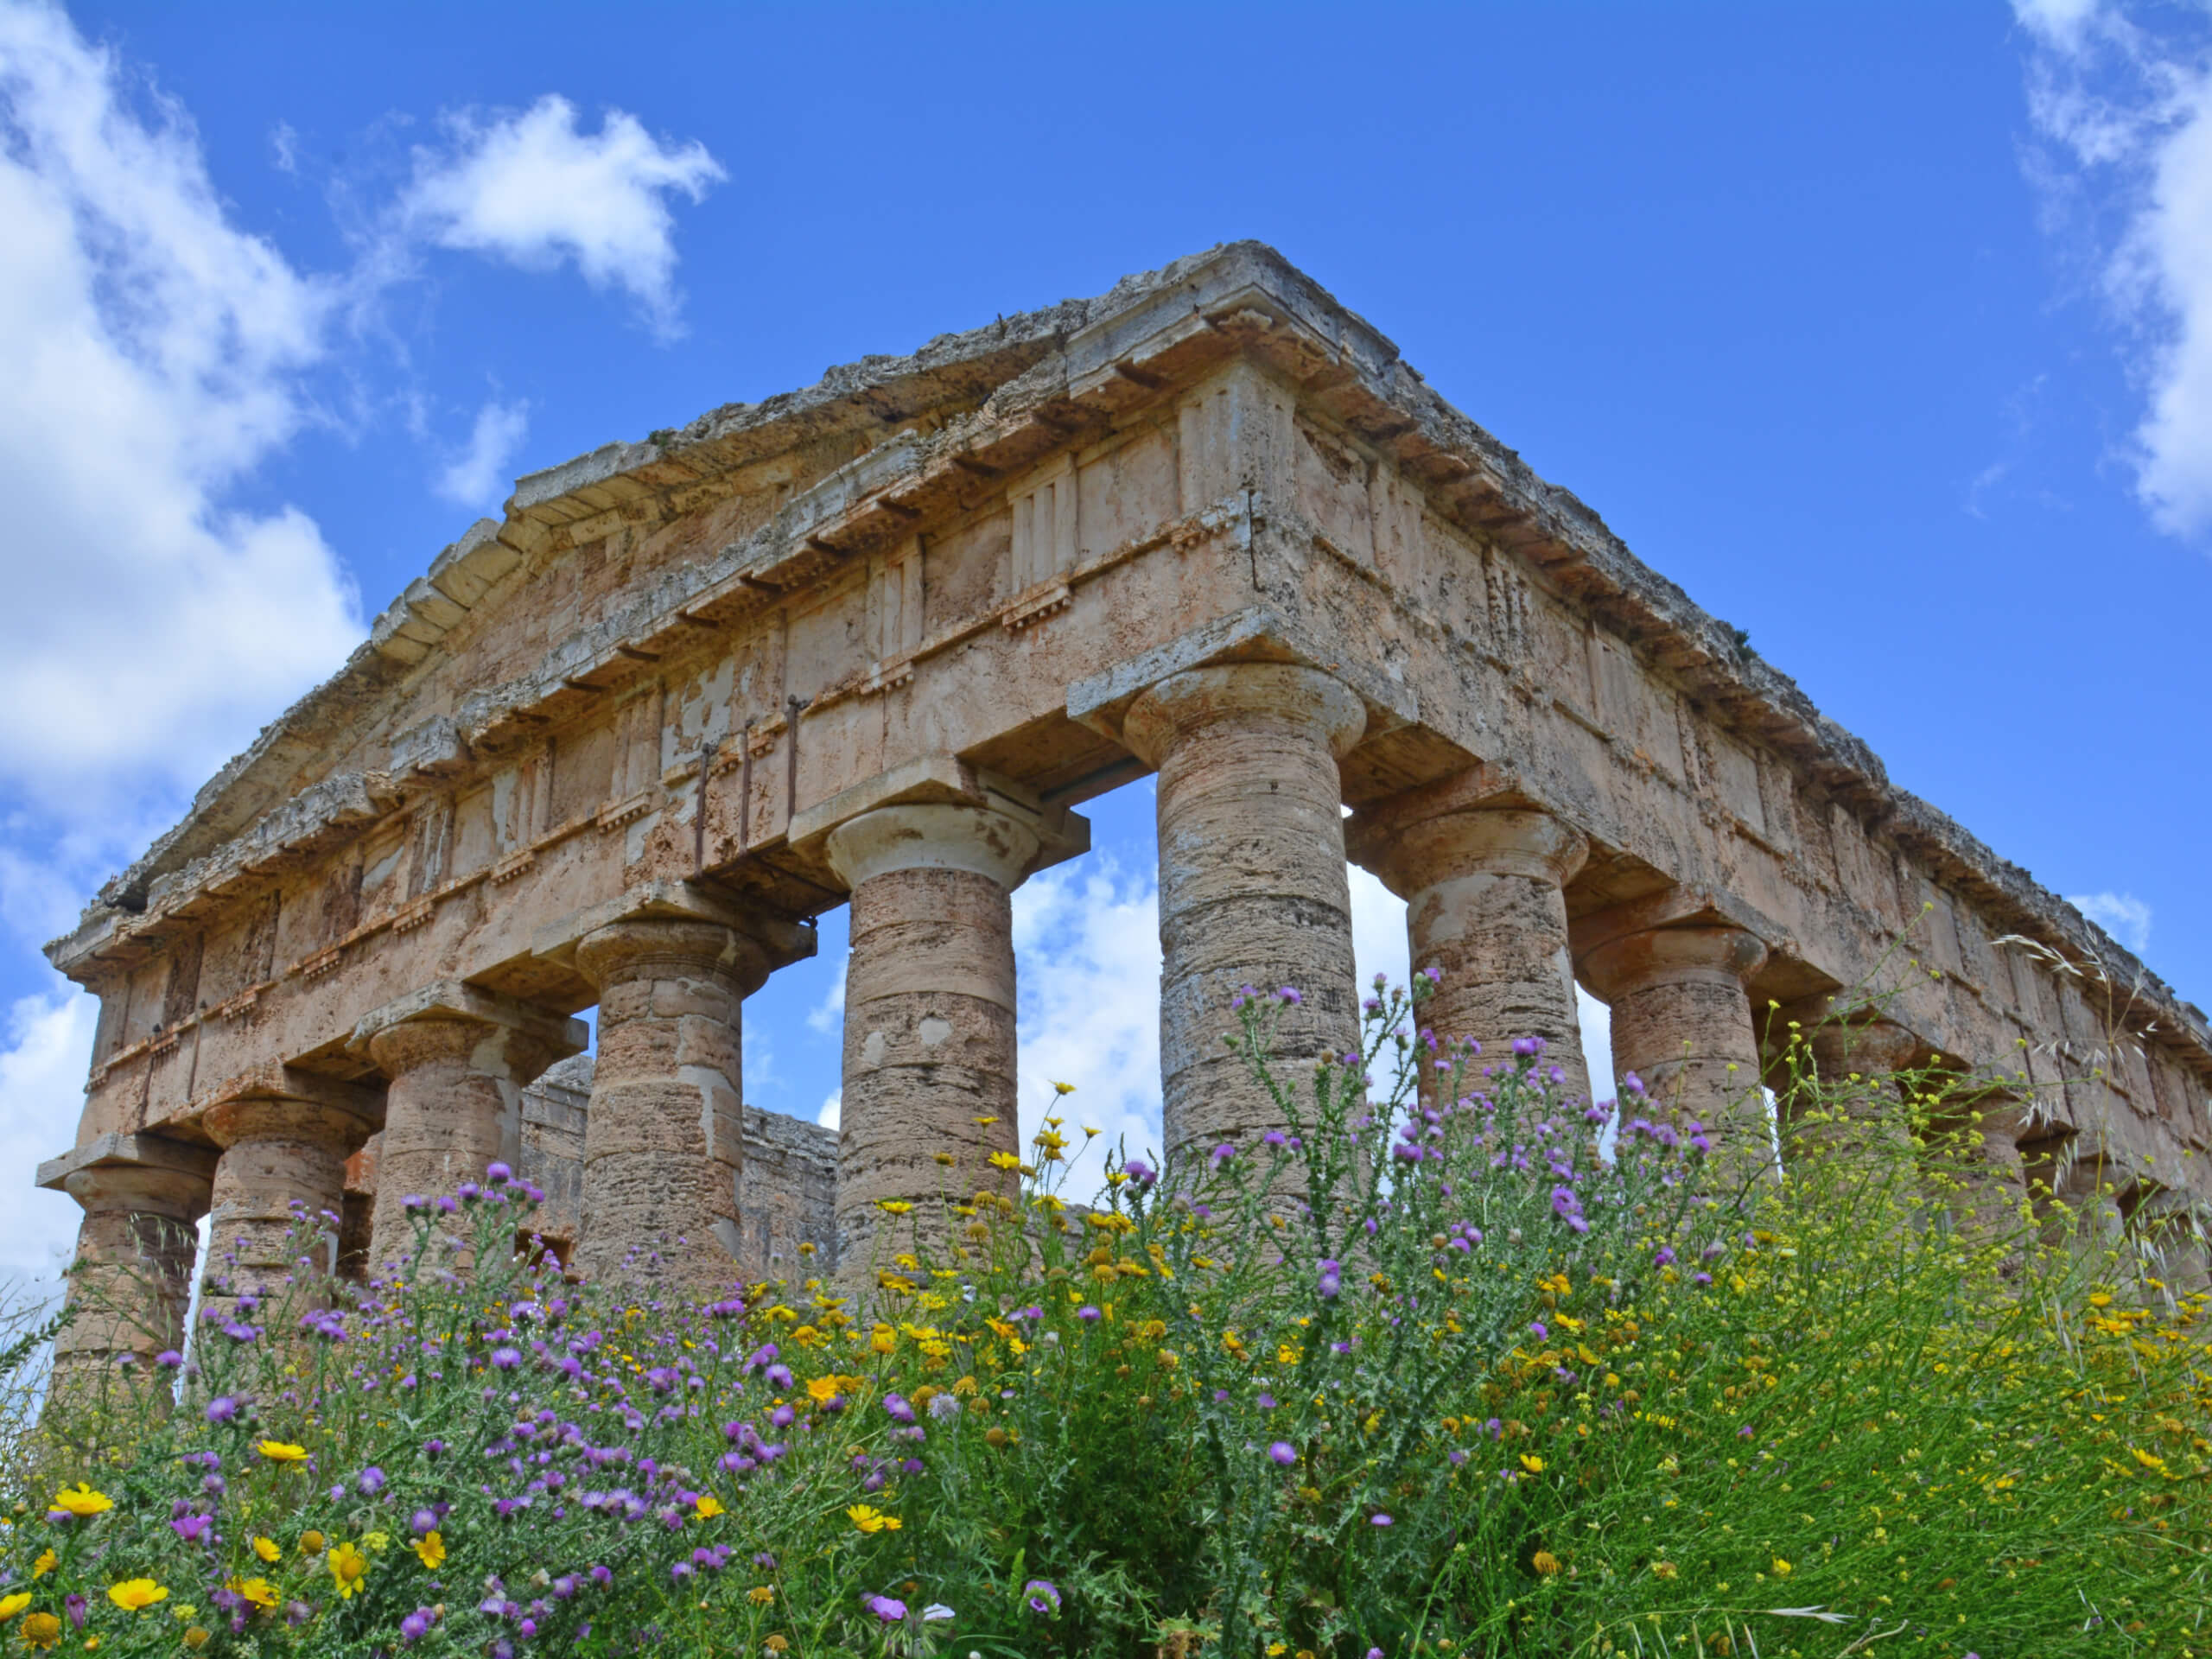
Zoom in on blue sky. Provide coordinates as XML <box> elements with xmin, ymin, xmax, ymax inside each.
<box><xmin>2</xmin><ymin>0</ymin><xmax>2207</xmax><ymax>1281</ymax></box>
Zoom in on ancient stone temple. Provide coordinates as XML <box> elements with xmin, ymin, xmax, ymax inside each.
<box><xmin>37</xmin><ymin>244</ymin><xmax>2212</xmax><ymax>1387</ymax></box>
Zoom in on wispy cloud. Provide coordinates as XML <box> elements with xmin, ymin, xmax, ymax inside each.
<box><xmin>401</xmin><ymin>96</ymin><xmax>724</xmax><ymax>338</ymax></box>
<box><xmin>2068</xmin><ymin>888</ymin><xmax>2152</xmax><ymax>953</ymax></box>
<box><xmin>1012</xmin><ymin>853</ymin><xmax>1163</xmax><ymax>1205</ymax></box>
<box><xmin>435</xmin><ymin>397</ymin><xmax>529</xmax><ymax>508</ymax></box>
<box><xmin>2015</xmin><ymin>0</ymin><xmax>2212</xmax><ymax>538</ymax></box>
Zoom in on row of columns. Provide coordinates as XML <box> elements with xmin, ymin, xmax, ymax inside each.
<box><xmin>45</xmin><ymin>658</ymin><xmax>2106</xmax><ymax>1388</ymax></box>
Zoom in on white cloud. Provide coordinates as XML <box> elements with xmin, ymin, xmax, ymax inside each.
<box><xmin>0</xmin><ymin>6</ymin><xmax>728</xmax><ymax>1291</ymax></box>
<box><xmin>0</xmin><ymin>1</ymin><xmax>362</xmax><ymax>809</ymax></box>
<box><xmin>807</xmin><ymin>958</ymin><xmax>848</xmax><ymax>1035</ymax></box>
<box><xmin>2017</xmin><ymin>0</ymin><xmax>2106</xmax><ymax>48</ymax></box>
<box><xmin>2068</xmin><ymin>888</ymin><xmax>2153</xmax><ymax>953</ymax></box>
<box><xmin>816</xmin><ymin>1090</ymin><xmax>842</xmax><ymax>1134</ymax></box>
<box><xmin>435</xmin><ymin>397</ymin><xmax>528</xmax><ymax>508</ymax></box>
<box><xmin>402</xmin><ymin>96</ymin><xmax>724</xmax><ymax>337</ymax></box>
<box><xmin>1011</xmin><ymin>853</ymin><xmax>1163</xmax><ymax>1204</ymax></box>
<box><xmin>0</xmin><ymin>985</ymin><xmax>99</xmax><ymax>1287</ymax></box>
<box><xmin>2015</xmin><ymin>1</ymin><xmax>2212</xmax><ymax>536</ymax></box>
<box><xmin>0</xmin><ymin>0</ymin><xmax>370</xmax><ymax>1290</ymax></box>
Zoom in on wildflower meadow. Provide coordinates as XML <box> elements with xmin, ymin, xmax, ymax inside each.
<box><xmin>2</xmin><ymin>976</ymin><xmax>2206</xmax><ymax>1656</ymax></box>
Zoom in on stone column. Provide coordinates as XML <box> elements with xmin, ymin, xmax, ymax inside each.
<box><xmin>1922</xmin><ymin>1090</ymin><xmax>2035</xmax><ymax>1251</ymax></box>
<box><xmin>826</xmin><ymin>803</ymin><xmax>1038</xmax><ymax>1280</ymax></box>
<box><xmin>1767</xmin><ymin>994</ymin><xmax>1923</xmax><ymax>1166</ymax></box>
<box><xmin>572</xmin><ymin>917</ymin><xmax>766</xmax><ymax>1291</ymax></box>
<box><xmin>38</xmin><ymin>1136</ymin><xmax>215</xmax><ymax>1404</ymax></box>
<box><xmin>1123</xmin><ymin>663</ymin><xmax>1366</xmax><ymax>1160</ymax></box>
<box><xmin>201</xmin><ymin>1081</ymin><xmax>379</xmax><ymax>1328</ymax></box>
<box><xmin>1348</xmin><ymin>783</ymin><xmax>1590</xmax><ymax>1106</ymax></box>
<box><xmin>353</xmin><ymin>982</ymin><xmax>586</xmax><ymax>1279</ymax></box>
<box><xmin>1578</xmin><ymin>922</ymin><xmax>1770</xmax><ymax>1178</ymax></box>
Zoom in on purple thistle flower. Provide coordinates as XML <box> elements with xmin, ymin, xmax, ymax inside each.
<box><xmin>486</xmin><ymin>1160</ymin><xmax>512</xmax><ymax>1185</ymax></box>
<box><xmin>883</xmin><ymin>1393</ymin><xmax>916</xmax><ymax>1423</ymax></box>
<box><xmin>1076</xmin><ymin>1305</ymin><xmax>1101</xmax><ymax>1323</ymax></box>
<box><xmin>1267</xmin><ymin>1441</ymin><xmax>1297</xmax><ymax>1466</ymax></box>
<box><xmin>1277</xmin><ymin>986</ymin><xmax>1302</xmax><ymax>1005</ymax></box>
<box><xmin>357</xmin><ymin>1465</ymin><xmax>386</xmax><ymax>1497</ymax></box>
<box><xmin>400</xmin><ymin>1609</ymin><xmax>434</xmax><ymax>1643</ymax></box>
<box><xmin>205</xmin><ymin>1395</ymin><xmax>239</xmax><ymax>1424</ymax></box>
<box><xmin>1370</xmin><ymin>1512</ymin><xmax>1395</xmax><ymax>1527</ymax></box>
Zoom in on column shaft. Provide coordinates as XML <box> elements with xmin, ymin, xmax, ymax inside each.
<box><xmin>1769</xmin><ymin>995</ymin><xmax>1923</xmax><ymax>1166</ymax></box>
<box><xmin>1352</xmin><ymin>798</ymin><xmax>1589</xmax><ymax>1105</ymax></box>
<box><xmin>50</xmin><ymin>1164</ymin><xmax>209</xmax><ymax>1400</ymax></box>
<box><xmin>1579</xmin><ymin>923</ymin><xmax>1770</xmax><ymax>1178</ymax></box>
<box><xmin>828</xmin><ymin>803</ymin><xmax>1035</xmax><ymax>1280</ymax></box>
<box><xmin>202</xmin><ymin>1096</ymin><xmax>375</xmax><ymax>1326</ymax></box>
<box><xmin>356</xmin><ymin>987</ymin><xmax>582</xmax><ymax>1279</ymax></box>
<box><xmin>574</xmin><ymin>918</ymin><xmax>765</xmax><ymax>1290</ymax></box>
<box><xmin>1125</xmin><ymin>664</ymin><xmax>1365</xmax><ymax>1160</ymax></box>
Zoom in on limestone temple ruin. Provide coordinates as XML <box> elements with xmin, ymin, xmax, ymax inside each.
<box><xmin>36</xmin><ymin>243</ymin><xmax>2212</xmax><ymax>1390</ymax></box>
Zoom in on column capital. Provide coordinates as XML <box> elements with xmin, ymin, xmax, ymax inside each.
<box><xmin>533</xmin><ymin>879</ymin><xmax>817</xmax><ymax>981</ymax></box>
<box><xmin>203</xmin><ymin>1094</ymin><xmax>379</xmax><ymax>1154</ymax></box>
<box><xmin>788</xmin><ymin>754</ymin><xmax>1088</xmax><ymax>883</ymax></box>
<box><xmin>826</xmin><ymin>803</ymin><xmax>1040</xmax><ymax>892</ymax></box>
<box><xmin>1773</xmin><ymin>994</ymin><xmax>1924</xmax><ymax>1079</ymax></box>
<box><xmin>1346</xmin><ymin>785</ymin><xmax>1587</xmax><ymax>899</ymax></box>
<box><xmin>1579</xmin><ymin>923</ymin><xmax>1768</xmax><ymax>1003</ymax></box>
<box><xmin>194</xmin><ymin>1067</ymin><xmax>382</xmax><ymax>1150</ymax></box>
<box><xmin>348</xmin><ymin>979</ymin><xmax>587</xmax><ymax>1082</ymax></box>
<box><xmin>1122</xmin><ymin>662</ymin><xmax>1366</xmax><ymax>766</ymax></box>
<box><xmin>38</xmin><ymin>1132</ymin><xmax>218</xmax><ymax>1201</ymax></box>
<box><xmin>39</xmin><ymin>1135</ymin><xmax>214</xmax><ymax>1225</ymax></box>
<box><xmin>575</xmin><ymin>915</ymin><xmax>772</xmax><ymax>998</ymax></box>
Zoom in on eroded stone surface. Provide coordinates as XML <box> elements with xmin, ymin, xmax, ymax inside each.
<box><xmin>1126</xmin><ymin>664</ymin><xmax>1365</xmax><ymax>1160</ymax></box>
<box><xmin>1351</xmin><ymin>789</ymin><xmax>1591</xmax><ymax>1107</ymax></box>
<box><xmin>827</xmin><ymin>804</ymin><xmax>1033</xmax><ymax>1282</ymax></box>
<box><xmin>573</xmin><ymin>917</ymin><xmax>765</xmax><ymax>1289</ymax></box>
<box><xmin>29</xmin><ymin>245</ymin><xmax>2211</xmax><ymax>1395</ymax></box>
<box><xmin>1580</xmin><ymin>923</ymin><xmax>1770</xmax><ymax>1173</ymax></box>
<box><xmin>200</xmin><ymin>1093</ymin><xmax>377</xmax><ymax>1325</ymax></box>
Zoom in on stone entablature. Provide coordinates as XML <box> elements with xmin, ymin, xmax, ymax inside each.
<box><xmin>36</xmin><ymin>244</ymin><xmax>2211</xmax><ymax>1380</ymax></box>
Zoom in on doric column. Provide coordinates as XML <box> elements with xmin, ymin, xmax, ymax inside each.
<box><xmin>37</xmin><ymin>1135</ymin><xmax>215</xmax><ymax>1403</ymax></box>
<box><xmin>1347</xmin><ymin>779</ymin><xmax>1590</xmax><ymax>1106</ymax></box>
<box><xmin>1578</xmin><ymin>919</ymin><xmax>1770</xmax><ymax>1177</ymax></box>
<box><xmin>353</xmin><ymin>982</ymin><xmax>586</xmax><ymax>1278</ymax></box>
<box><xmin>1919</xmin><ymin>1087</ymin><xmax>2035</xmax><ymax>1250</ymax></box>
<box><xmin>1767</xmin><ymin>993</ymin><xmax>1923</xmax><ymax>1164</ymax></box>
<box><xmin>571</xmin><ymin>916</ymin><xmax>766</xmax><ymax>1290</ymax></box>
<box><xmin>201</xmin><ymin>1077</ymin><xmax>380</xmax><ymax>1327</ymax></box>
<box><xmin>825</xmin><ymin>803</ymin><xmax>1037</xmax><ymax>1280</ymax></box>
<box><xmin>1122</xmin><ymin>663</ymin><xmax>1366</xmax><ymax>1160</ymax></box>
